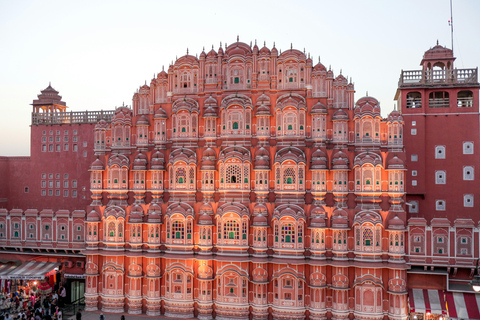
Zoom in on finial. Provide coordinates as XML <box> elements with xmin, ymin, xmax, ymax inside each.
<box><xmin>212</xmin><ymin>44</ymin><xmax>214</xmax><ymax>49</ymax></box>
<box><xmin>437</xmin><ymin>39</ymin><xmax>439</xmax><ymax>45</ymax></box>
<box><xmin>255</xmin><ymin>39</ymin><xmax>257</xmax><ymax>45</ymax></box>
<box><xmin>225</xmin><ymin>42</ymin><xmax>227</xmax><ymax>47</ymax></box>
<box><xmin>162</xmin><ymin>65</ymin><xmax>164</xmax><ymax>71</ymax></box>
<box><xmin>308</xmin><ymin>52</ymin><xmax>310</xmax><ymax>59</ymax></box>
<box><xmin>366</xmin><ymin>91</ymin><xmax>368</xmax><ymax>96</ymax></box>
<box><xmin>340</xmin><ymin>69</ymin><xmax>342</xmax><ymax>75</ymax></box>
<box><xmin>350</xmin><ymin>77</ymin><xmax>352</xmax><ymax>83</ymax></box>
<box><xmin>329</xmin><ymin>65</ymin><xmax>331</xmax><ymax>70</ymax></box>
<box><xmin>220</xmin><ymin>41</ymin><xmax>222</xmax><ymax>47</ymax></box>
<box><xmin>145</xmin><ymin>80</ymin><xmax>146</xmax><ymax>85</ymax></box>
<box><xmin>250</xmin><ymin>41</ymin><xmax>252</xmax><ymax>47</ymax></box>
<box><xmin>187</xmin><ymin>48</ymin><xmax>189</xmax><ymax>55</ymax></box>
<box><xmin>273</xmin><ymin>42</ymin><xmax>275</xmax><ymax>48</ymax></box>
<box><xmin>290</xmin><ymin>43</ymin><xmax>293</xmax><ymax>50</ymax></box>
<box><xmin>203</xmin><ymin>46</ymin><xmax>205</xmax><ymax>51</ymax></box>
<box><xmin>303</xmin><ymin>48</ymin><xmax>305</xmax><ymax>53</ymax></box>
<box><xmin>237</xmin><ymin>35</ymin><xmax>239</xmax><ymax>42</ymax></box>
<box><xmin>394</xmin><ymin>103</ymin><xmax>397</xmax><ymax>111</ymax></box>
<box><xmin>318</xmin><ymin>56</ymin><xmax>320</xmax><ymax>62</ymax></box>
<box><xmin>176</xmin><ymin>55</ymin><xmax>177</xmax><ymax>60</ymax></box>
<box><xmin>49</xmin><ymin>81</ymin><xmax>51</xmax><ymax>87</ymax></box>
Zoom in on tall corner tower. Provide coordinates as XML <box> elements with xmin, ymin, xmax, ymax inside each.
<box><xmin>395</xmin><ymin>42</ymin><xmax>480</xmax><ymax>222</ymax></box>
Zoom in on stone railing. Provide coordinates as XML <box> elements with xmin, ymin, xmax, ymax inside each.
<box><xmin>32</xmin><ymin>110</ymin><xmax>115</xmax><ymax>125</ymax></box>
<box><xmin>399</xmin><ymin>68</ymin><xmax>478</xmax><ymax>86</ymax></box>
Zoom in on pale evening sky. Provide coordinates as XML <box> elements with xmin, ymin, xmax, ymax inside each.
<box><xmin>0</xmin><ymin>0</ymin><xmax>479</xmax><ymax>156</ymax></box>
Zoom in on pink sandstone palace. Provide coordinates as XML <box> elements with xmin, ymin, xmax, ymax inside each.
<box><xmin>0</xmin><ymin>39</ymin><xmax>479</xmax><ymax>320</ymax></box>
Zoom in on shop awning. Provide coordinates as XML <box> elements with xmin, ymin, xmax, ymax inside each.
<box><xmin>0</xmin><ymin>261</ymin><xmax>60</xmax><ymax>280</ymax></box>
<box><xmin>446</xmin><ymin>292</ymin><xmax>480</xmax><ymax>319</ymax></box>
<box><xmin>408</xmin><ymin>289</ymin><xmax>447</xmax><ymax>315</ymax></box>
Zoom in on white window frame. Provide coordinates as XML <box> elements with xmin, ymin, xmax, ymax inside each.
<box><xmin>436</xmin><ymin>200</ymin><xmax>446</xmax><ymax>211</ymax></box>
<box><xmin>464</xmin><ymin>194</ymin><xmax>474</xmax><ymax>207</ymax></box>
<box><xmin>463</xmin><ymin>166</ymin><xmax>474</xmax><ymax>180</ymax></box>
<box><xmin>435</xmin><ymin>170</ymin><xmax>446</xmax><ymax>184</ymax></box>
<box><xmin>463</xmin><ymin>141</ymin><xmax>474</xmax><ymax>154</ymax></box>
<box><xmin>435</xmin><ymin>146</ymin><xmax>446</xmax><ymax>159</ymax></box>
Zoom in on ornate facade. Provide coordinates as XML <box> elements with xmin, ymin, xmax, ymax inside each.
<box><xmin>5</xmin><ymin>40</ymin><xmax>478</xmax><ymax>319</ymax></box>
<box><xmin>81</xmin><ymin>40</ymin><xmax>408</xmax><ymax>319</ymax></box>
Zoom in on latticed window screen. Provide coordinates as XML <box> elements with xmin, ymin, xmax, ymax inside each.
<box><xmin>375</xmin><ymin>229</ymin><xmax>381</xmax><ymax>246</ymax></box>
<box><xmin>281</xmin><ymin>223</ymin><xmax>295</xmax><ymax>243</ymax></box>
<box><xmin>363</xmin><ymin>228</ymin><xmax>373</xmax><ymax>246</ymax></box>
<box><xmin>244</xmin><ymin>165</ymin><xmax>249</xmax><ymax>183</ymax></box>
<box><xmin>223</xmin><ymin>220</ymin><xmax>240</xmax><ymax>239</ymax></box>
<box><xmin>226</xmin><ymin>165</ymin><xmax>241</xmax><ymax>184</ymax></box>
<box><xmin>108</xmin><ymin>222</ymin><xmax>115</xmax><ymax>237</ymax></box>
<box><xmin>299</xmin><ymin>167</ymin><xmax>304</xmax><ymax>183</ymax></box>
<box><xmin>283</xmin><ymin>167</ymin><xmax>296</xmax><ymax>184</ymax></box>
<box><xmin>276</xmin><ymin>167</ymin><xmax>281</xmax><ymax>183</ymax></box>
<box><xmin>172</xmin><ymin>220</ymin><xmax>185</xmax><ymax>239</ymax></box>
<box><xmin>189</xmin><ymin>167</ymin><xmax>195</xmax><ymax>183</ymax></box>
<box><xmin>176</xmin><ymin>167</ymin><xmax>186</xmax><ymax>184</ymax></box>
<box><xmin>187</xmin><ymin>221</ymin><xmax>192</xmax><ymax>239</ymax></box>
<box><xmin>117</xmin><ymin>223</ymin><xmax>123</xmax><ymax>237</ymax></box>
<box><xmin>356</xmin><ymin>228</ymin><xmax>361</xmax><ymax>245</ymax></box>
<box><xmin>242</xmin><ymin>221</ymin><xmax>247</xmax><ymax>239</ymax></box>
<box><xmin>284</xmin><ymin>113</ymin><xmax>296</xmax><ymax>131</ymax></box>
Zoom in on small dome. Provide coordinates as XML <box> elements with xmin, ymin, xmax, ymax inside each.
<box><xmin>147</xmin><ymin>204</ymin><xmax>162</xmax><ymax>223</ymax></box>
<box><xmin>270</xmin><ymin>45</ymin><xmax>278</xmax><ymax>56</ymax></box>
<box><xmin>154</xmin><ymin>107</ymin><xmax>168</xmax><ymax>119</ymax></box>
<box><xmin>354</xmin><ymin>96</ymin><xmax>381</xmax><ymax>117</ymax></box>
<box><xmin>87</xmin><ymin>209</ymin><xmax>100</xmax><ymax>222</ymax></box>
<box><xmin>310</xmin><ymin>210</ymin><xmax>326</xmax><ymax>228</ymax></box>
<box><xmin>158</xmin><ymin>70</ymin><xmax>168</xmax><ymax>79</ymax></box>
<box><xmin>136</xmin><ymin>115</ymin><xmax>150</xmax><ymax>126</ymax></box>
<box><xmin>387</xmin><ymin>215</ymin><xmax>405</xmax><ymax>230</ymax></box>
<box><xmin>310</xmin><ymin>147</ymin><xmax>328</xmax><ymax>169</ymax></box>
<box><xmin>387</xmin><ymin>155</ymin><xmax>405</xmax><ymax>170</ymax></box>
<box><xmin>198</xmin><ymin>213</ymin><xmax>213</xmax><ymax>225</ymax></box>
<box><xmin>133</xmin><ymin>152</ymin><xmax>148</xmax><ymax>170</ymax></box>
<box><xmin>332</xmin><ymin>109</ymin><xmax>349</xmax><ymax>121</ymax></box>
<box><xmin>310</xmin><ymin>101</ymin><xmax>327</xmax><ymax>114</ymax></box>
<box><xmin>387</xmin><ymin>110</ymin><xmax>403</xmax><ymax>122</ymax></box>
<box><xmin>129</xmin><ymin>210</ymin><xmax>143</xmax><ymax>223</ymax></box>
<box><xmin>252</xmin><ymin>214</ymin><xmax>268</xmax><ymax>227</ymax></box>
<box><xmin>201</xmin><ymin>147</ymin><xmax>216</xmax><ymax>171</ymax></box>
<box><xmin>256</xmin><ymin>103</ymin><xmax>272</xmax><ymax>116</ymax></box>
<box><xmin>254</xmin><ymin>147</ymin><xmax>270</xmax><ymax>169</ymax></box>
<box><xmin>204</xmin><ymin>95</ymin><xmax>218</xmax><ymax>106</ymax></box>
<box><xmin>256</xmin><ymin>93</ymin><xmax>271</xmax><ymax>106</ymax></box>
<box><xmin>253</xmin><ymin>203</ymin><xmax>268</xmax><ymax>216</ymax></box>
<box><xmin>331</xmin><ymin>207</ymin><xmax>349</xmax><ymax>229</ymax></box>
<box><xmin>203</xmin><ymin>106</ymin><xmax>218</xmax><ymax>118</ymax></box>
<box><xmin>150</xmin><ymin>151</ymin><xmax>165</xmax><ymax>170</ymax></box>
<box><xmin>90</xmin><ymin>158</ymin><xmax>105</xmax><ymax>171</ymax></box>
<box><xmin>313</xmin><ymin>62</ymin><xmax>327</xmax><ymax>72</ymax></box>
<box><xmin>259</xmin><ymin>45</ymin><xmax>270</xmax><ymax>55</ymax></box>
<box><xmin>332</xmin><ymin>150</ymin><xmax>349</xmax><ymax>170</ymax></box>
<box><xmin>95</xmin><ymin>119</ymin><xmax>108</xmax><ymax>129</ymax></box>
<box><xmin>207</xmin><ymin>48</ymin><xmax>217</xmax><ymax>58</ymax></box>
<box><xmin>199</xmin><ymin>202</ymin><xmax>214</xmax><ymax>215</ymax></box>
<box><xmin>199</xmin><ymin>50</ymin><xmax>206</xmax><ymax>59</ymax></box>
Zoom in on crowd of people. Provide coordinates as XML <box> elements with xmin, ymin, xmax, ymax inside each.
<box><xmin>0</xmin><ymin>285</ymin><xmax>67</xmax><ymax>320</ymax></box>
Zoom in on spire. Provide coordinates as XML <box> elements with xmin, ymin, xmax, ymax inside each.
<box><xmin>237</xmin><ymin>35</ymin><xmax>239</xmax><ymax>42</ymax></box>
<box><xmin>186</xmin><ymin>48</ymin><xmax>189</xmax><ymax>55</ymax></box>
<box><xmin>437</xmin><ymin>39</ymin><xmax>439</xmax><ymax>45</ymax></box>
<box><xmin>366</xmin><ymin>91</ymin><xmax>369</xmax><ymax>96</ymax></box>
<box><xmin>273</xmin><ymin>42</ymin><xmax>275</xmax><ymax>48</ymax></box>
<box><xmin>162</xmin><ymin>65</ymin><xmax>164</xmax><ymax>71</ymax></box>
<box><xmin>290</xmin><ymin>43</ymin><xmax>293</xmax><ymax>50</ymax></box>
<box><xmin>318</xmin><ymin>56</ymin><xmax>321</xmax><ymax>62</ymax></box>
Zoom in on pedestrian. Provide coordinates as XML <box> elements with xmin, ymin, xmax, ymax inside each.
<box><xmin>76</xmin><ymin>309</ymin><xmax>82</xmax><ymax>320</ymax></box>
<box><xmin>99</xmin><ymin>313</ymin><xmax>105</xmax><ymax>320</ymax></box>
<box><xmin>120</xmin><ymin>316</ymin><xmax>125</xmax><ymax>320</ymax></box>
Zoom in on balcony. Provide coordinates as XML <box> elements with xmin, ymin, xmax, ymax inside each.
<box><xmin>399</xmin><ymin>68</ymin><xmax>478</xmax><ymax>87</ymax></box>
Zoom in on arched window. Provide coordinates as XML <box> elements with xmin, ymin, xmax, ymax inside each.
<box><xmin>108</xmin><ymin>221</ymin><xmax>115</xmax><ymax>237</ymax></box>
<box><xmin>406</xmin><ymin>92</ymin><xmax>422</xmax><ymax>108</ymax></box>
